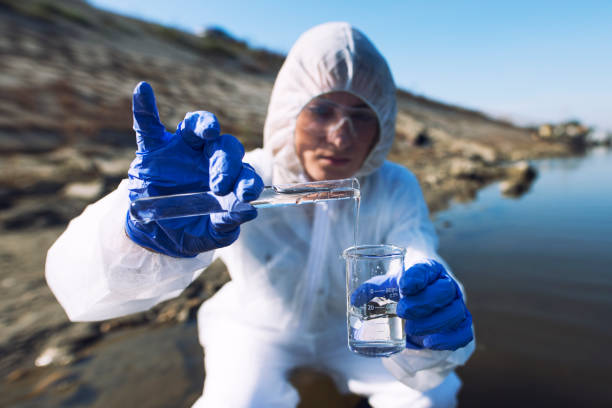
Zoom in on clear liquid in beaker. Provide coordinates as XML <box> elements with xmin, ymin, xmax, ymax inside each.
<box><xmin>347</xmin><ymin>296</ymin><xmax>404</xmax><ymax>357</ymax></box>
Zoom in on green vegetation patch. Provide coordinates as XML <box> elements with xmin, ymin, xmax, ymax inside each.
<box><xmin>2</xmin><ymin>0</ymin><xmax>94</xmax><ymax>27</ymax></box>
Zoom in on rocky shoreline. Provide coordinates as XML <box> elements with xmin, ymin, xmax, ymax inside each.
<box><xmin>0</xmin><ymin>143</ymin><xmax>579</xmax><ymax>398</ymax></box>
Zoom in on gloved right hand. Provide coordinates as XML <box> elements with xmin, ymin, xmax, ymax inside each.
<box><xmin>125</xmin><ymin>81</ymin><xmax>264</xmax><ymax>258</ymax></box>
<box><xmin>350</xmin><ymin>260</ymin><xmax>473</xmax><ymax>351</ymax></box>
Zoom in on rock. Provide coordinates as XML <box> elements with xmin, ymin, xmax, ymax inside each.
<box><xmin>47</xmin><ymin>148</ymin><xmax>97</xmax><ymax>172</ymax></box>
<box><xmin>88</xmin><ymin>128</ymin><xmax>135</xmax><ymax>148</ymax></box>
<box><xmin>448</xmin><ymin>155</ymin><xmax>506</xmax><ymax>182</ymax></box>
<box><xmin>156</xmin><ymin>304</ymin><xmax>181</xmax><ymax>323</ymax></box>
<box><xmin>423</xmin><ymin>173</ymin><xmax>441</xmax><ymax>186</ymax></box>
<box><xmin>31</xmin><ymin>369</ymin><xmax>78</xmax><ymax>395</ymax></box>
<box><xmin>509</xmin><ymin>150</ymin><xmax>528</xmax><ymax>161</ymax></box>
<box><xmin>176</xmin><ymin>307</ymin><xmax>191</xmax><ymax>323</ymax></box>
<box><xmin>32</xmin><ymin>323</ymin><xmax>103</xmax><ymax>369</ymax></box>
<box><xmin>427</xmin><ymin>127</ymin><xmax>453</xmax><ymax>143</ymax></box>
<box><xmin>538</xmin><ymin>121</ymin><xmax>591</xmax><ymax>150</ymax></box>
<box><xmin>0</xmin><ymin>148</ymin><xmax>97</xmax><ymax>197</ymax></box>
<box><xmin>452</xmin><ymin>181</ymin><xmax>479</xmax><ymax>203</ymax></box>
<box><xmin>62</xmin><ymin>179</ymin><xmax>104</xmax><ymax>201</ymax></box>
<box><xmin>0</xmin><ymin>197</ymin><xmax>88</xmax><ymax>230</ymax></box>
<box><xmin>449</xmin><ymin>158</ymin><xmax>491</xmax><ymax>181</ymax></box>
<box><xmin>6</xmin><ymin>367</ymin><xmax>31</xmax><ymax>382</ymax></box>
<box><xmin>0</xmin><ymin>128</ymin><xmax>65</xmax><ymax>153</ymax></box>
<box><xmin>93</xmin><ymin>155</ymin><xmax>132</xmax><ymax>178</ymax></box>
<box><xmin>2</xmin><ymin>206</ymin><xmax>70</xmax><ymax>230</ymax></box>
<box><xmin>1</xmin><ymin>276</ymin><xmax>17</xmax><ymax>288</ymax></box>
<box><xmin>99</xmin><ymin>312</ymin><xmax>154</xmax><ymax>333</ymax></box>
<box><xmin>35</xmin><ymin>347</ymin><xmax>75</xmax><ymax>367</ymax></box>
<box><xmin>463</xmin><ymin>143</ymin><xmax>498</xmax><ymax>164</ymax></box>
<box><xmin>500</xmin><ymin>180</ymin><xmax>527</xmax><ymax>197</ymax></box>
<box><xmin>538</xmin><ymin>124</ymin><xmax>553</xmax><ymax>138</ymax></box>
<box><xmin>505</xmin><ymin>160</ymin><xmax>537</xmax><ymax>181</ymax></box>
<box><xmin>449</xmin><ymin>158</ymin><xmax>480</xmax><ymax>178</ymax></box>
<box><xmin>179</xmin><ymin>298</ymin><xmax>205</xmax><ymax>322</ymax></box>
<box><xmin>413</xmin><ymin>130</ymin><xmax>432</xmax><ymax>147</ymax></box>
<box><xmin>36</xmin><ymin>323</ymin><xmax>102</xmax><ymax>366</ymax></box>
<box><xmin>500</xmin><ymin>161</ymin><xmax>537</xmax><ymax>197</ymax></box>
<box><xmin>0</xmin><ymin>187</ymin><xmax>14</xmax><ymax>209</ymax></box>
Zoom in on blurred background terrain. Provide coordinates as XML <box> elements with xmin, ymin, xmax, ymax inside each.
<box><xmin>1</xmin><ymin>0</ymin><xmax>610</xmax><ymax>407</ymax></box>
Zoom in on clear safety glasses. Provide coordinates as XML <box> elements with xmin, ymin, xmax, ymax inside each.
<box><xmin>297</xmin><ymin>98</ymin><xmax>379</xmax><ymax>141</ymax></box>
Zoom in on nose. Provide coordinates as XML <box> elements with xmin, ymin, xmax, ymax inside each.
<box><xmin>326</xmin><ymin>117</ymin><xmax>354</xmax><ymax>149</ymax></box>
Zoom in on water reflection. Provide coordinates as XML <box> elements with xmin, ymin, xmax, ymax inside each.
<box><xmin>434</xmin><ymin>147</ymin><xmax>612</xmax><ymax>407</ymax></box>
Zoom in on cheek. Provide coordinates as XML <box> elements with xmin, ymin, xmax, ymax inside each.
<box><xmin>299</xmin><ymin>147</ymin><xmax>321</xmax><ymax>178</ymax></box>
<box><xmin>354</xmin><ymin>132</ymin><xmax>378</xmax><ymax>163</ymax></box>
<box><xmin>295</xmin><ymin>127</ymin><xmax>319</xmax><ymax>161</ymax></box>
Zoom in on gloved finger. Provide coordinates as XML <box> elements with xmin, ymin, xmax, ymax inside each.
<box><xmin>207</xmin><ymin>220</ymin><xmax>241</xmax><ymax>248</ymax></box>
<box><xmin>206</xmin><ymin>134</ymin><xmax>245</xmax><ymax>195</ymax></box>
<box><xmin>177</xmin><ymin>111</ymin><xmax>221</xmax><ymax>150</ymax></box>
<box><xmin>350</xmin><ymin>275</ymin><xmax>399</xmax><ymax>307</ymax></box>
<box><xmin>209</xmin><ymin>205</ymin><xmax>257</xmax><ymax>233</ymax></box>
<box><xmin>404</xmin><ymin>298</ymin><xmax>466</xmax><ymax>336</ymax></box>
<box><xmin>419</xmin><ymin>312</ymin><xmax>474</xmax><ymax>350</ymax></box>
<box><xmin>234</xmin><ymin>163</ymin><xmax>264</xmax><ymax>202</ymax></box>
<box><xmin>155</xmin><ymin>216</ymin><xmax>210</xmax><ymax>257</ymax></box>
<box><xmin>399</xmin><ymin>260</ymin><xmax>446</xmax><ymax>296</ymax></box>
<box><xmin>404</xmin><ymin>336</ymin><xmax>424</xmax><ymax>350</ymax></box>
<box><xmin>396</xmin><ymin>276</ymin><xmax>457</xmax><ymax>319</ymax></box>
<box><xmin>132</xmin><ymin>81</ymin><xmax>170</xmax><ymax>153</ymax></box>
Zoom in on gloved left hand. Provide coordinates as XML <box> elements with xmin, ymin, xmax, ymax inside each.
<box><xmin>350</xmin><ymin>259</ymin><xmax>473</xmax><ymax>351</ymax></box>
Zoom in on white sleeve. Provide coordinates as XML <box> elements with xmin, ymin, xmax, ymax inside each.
<box><xmin>381</xmin><ymin>167</ymin><xmax>476</xmax><ymax>391</ymax></box>
<box><xmin>45</xmin><ymin>180</ymin><xmax>214</xmax><ymax>322</ymax></box>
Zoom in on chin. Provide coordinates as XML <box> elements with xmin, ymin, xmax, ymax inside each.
<box><xmin>310</xmin><ymin>167</ymin><xmax>356</xmax><ymax>181</ymax></box>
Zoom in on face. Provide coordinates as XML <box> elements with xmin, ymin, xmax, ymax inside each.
<box><xmin>294</xmin><ymin>92</ymin><xmax>379</xmax><ymax>181</ymax></box>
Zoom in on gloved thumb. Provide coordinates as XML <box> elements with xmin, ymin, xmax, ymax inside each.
<box><xmin>177</xmin><ymin>111</ymin><xmax>221</xmax><ymax>150</ymax></box>
<box><xmin>132</xmin><ymin>81</ymin><xmax>169</xmax><ymax>152</ymax></box>
<box><xmin>350</xmin><ymin>275</ymin><xmax>400</xmax><ymax>307</ymax></box>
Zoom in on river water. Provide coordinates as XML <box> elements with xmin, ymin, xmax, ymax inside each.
<box><xmin>433</xmin><ymin>147</ymin><xmax>612</xmax><ymax>407</ymax></box>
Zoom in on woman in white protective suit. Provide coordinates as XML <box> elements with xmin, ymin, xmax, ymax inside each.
<box><xmin>46</xmin><ymin>22</ymin><xmax>475</xmax><ymax>408</ymax></box>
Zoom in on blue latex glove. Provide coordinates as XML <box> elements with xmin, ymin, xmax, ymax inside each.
<box><xmin>350</xmin><ymin>260</ymin><xmax>473</xmax><ymax>351</ymax></box>
<box><xmin>125</xmin><ymin>81</ymin><xmax>264</xmax><ymax>258</ymax></box>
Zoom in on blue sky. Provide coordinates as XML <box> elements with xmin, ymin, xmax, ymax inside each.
<box><xmin>88</xmin><ymin>0</ymin><xmax>612</xmax><ymax>133</ymax></box>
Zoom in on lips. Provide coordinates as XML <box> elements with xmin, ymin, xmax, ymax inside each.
<box><xmin>319</xmin><ymin>155</ymin><xmax>351</xmax><ymax>166</ymax></box>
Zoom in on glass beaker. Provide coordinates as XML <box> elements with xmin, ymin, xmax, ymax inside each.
<box><xmin>343</xmin><ymin>244</ymin><xmax>406</xmax><ymax>357</ymax></box>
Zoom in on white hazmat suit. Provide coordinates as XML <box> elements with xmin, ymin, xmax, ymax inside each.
<box><xmin>46</xmin><ymin>22</ymin><xmax>474</xmax><ymax>408</ymax></box>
